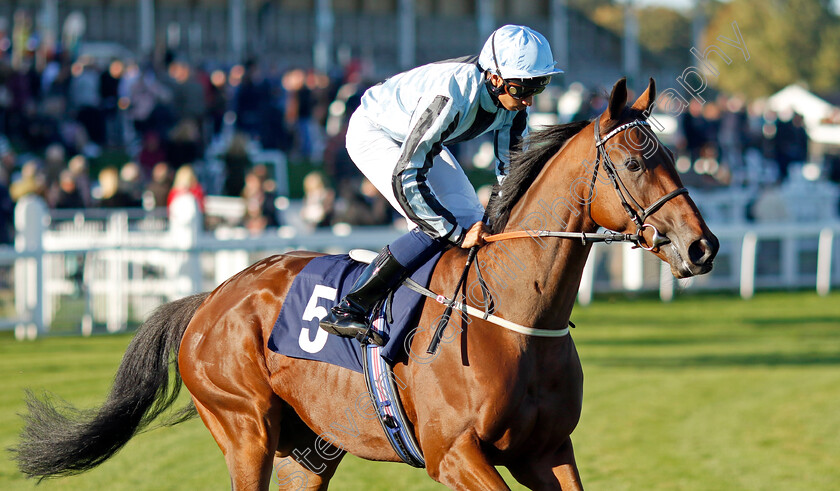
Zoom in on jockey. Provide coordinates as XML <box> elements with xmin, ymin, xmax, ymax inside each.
<box><xmin>319</xmin><ymin>25</ymin><xmax>564</xmax><ymax>344</ymax></box>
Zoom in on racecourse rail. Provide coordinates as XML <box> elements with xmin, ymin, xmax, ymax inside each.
<box><xmin>3</xmin><ymin>193</ymin><xmax>839</xmax><ymax>339</ymax></box>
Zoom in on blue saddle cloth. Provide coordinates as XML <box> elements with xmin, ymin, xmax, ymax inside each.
<box><xmin>267</xmin><ymin>252</ymin><xmax>443</xmax><ymax>373</ymax></box>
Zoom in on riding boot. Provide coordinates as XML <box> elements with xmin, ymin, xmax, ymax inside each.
<box><xmin>319</xmin><ymin>247</ymin><xmax>407</xmax><ymax>345</ymax></box>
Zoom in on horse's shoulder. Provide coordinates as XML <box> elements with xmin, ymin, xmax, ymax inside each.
<box><xmin>427</xmin><ymin>246</ymin><xmax>469</xmax><ymax>288</ymax></box>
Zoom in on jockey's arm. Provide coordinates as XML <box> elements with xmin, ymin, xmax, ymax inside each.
<box><xmin>392</xmin><ymin>95</ymin><xmax>468</xmax><ymax>245</ymax></box>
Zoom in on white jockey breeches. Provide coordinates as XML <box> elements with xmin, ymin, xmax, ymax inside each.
<box><xmin>345</xmin><ymin>111</ymin><xmax>486</xmax><ymax>234</ymax></box>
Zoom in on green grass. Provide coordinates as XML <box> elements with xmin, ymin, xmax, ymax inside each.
<box><xmin>1</xmin><ymin>290</ymin><xmax>839</xmax><ymax>490</ymax></box>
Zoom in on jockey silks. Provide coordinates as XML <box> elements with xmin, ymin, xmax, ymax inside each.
<box><xmin>350</xmin><ymin>56</ymin><xmax>528</xmax><ymax>244</ymax></box>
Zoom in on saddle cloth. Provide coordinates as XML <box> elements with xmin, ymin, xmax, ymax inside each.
<box><xmin>267</xmin><ymin>251</ymin><xmax>443</xmax><ymax>373</ymax></box>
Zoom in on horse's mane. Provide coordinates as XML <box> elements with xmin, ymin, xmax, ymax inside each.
<box><xmin>487</xmin><ymin>120</ymin><xmax>590</xmax><ymax>233</ymax></box>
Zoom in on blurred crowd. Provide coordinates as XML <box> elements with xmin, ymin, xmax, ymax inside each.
<box><xmin>1</xmin><ymin>39</ymin><xmax>838</xmax><ymax>245</ymax></box>
<box><xmin>0</xmin><ymin>42</ymin><xmax>394</xmax><ymax>242</ymax></box>
<box><xmin>562</xmin><ymin>83</ymin><xmax>814</xmax><ymax>188</ymax></box>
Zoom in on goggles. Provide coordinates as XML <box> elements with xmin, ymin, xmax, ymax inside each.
<box><xmin>502</xmin><ymin>77</ymin><xmax>551</xmax><ymax>99</ymax></box>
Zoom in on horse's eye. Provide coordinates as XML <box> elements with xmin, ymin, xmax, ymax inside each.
<box><xmin>625</xmin><ymin>159</ymin><xmax>642</xmax><ymax>172</ymax></box>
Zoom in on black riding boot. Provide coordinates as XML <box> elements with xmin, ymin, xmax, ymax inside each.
<box><xmin>319</xmin><ymin>247</ymin><xmax>407</xmax><ymax>345</ymax></box>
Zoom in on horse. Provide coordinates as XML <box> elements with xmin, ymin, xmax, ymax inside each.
<box><xmin>13</xmin><ymin>77</ymin><xmax>718</xmax><ymax>490</ymax></box>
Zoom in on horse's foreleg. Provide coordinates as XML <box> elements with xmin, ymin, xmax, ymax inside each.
<box><xmin>507</xmin><ymin>438</ymin><xmax>583</xmax><ymax>491</ymax></box>
<box><xmin>551</xmin><ymin>438</ymin><xmax>583</xmax><ymax>491</ymax></box>
<box><xmin>428</xmin><ymin>431</ymin><xmax>511</xmax><ymax>491</ymax></box>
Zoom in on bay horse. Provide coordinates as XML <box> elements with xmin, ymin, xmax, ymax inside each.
<box><xmin>13</xmin><ymin>78</ymin><xmax>718</xmax><ymax>490</ymax></box>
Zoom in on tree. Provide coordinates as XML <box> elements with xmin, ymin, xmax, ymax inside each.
<box><xmin>705</xmin><ymin>0</ymin><xmax>840</xmax><ymax>98</ymax></box>
<box><xmin>590</xmin><ymin>4</ymin><xmax>693</xmax><ymax>61</ymax></box>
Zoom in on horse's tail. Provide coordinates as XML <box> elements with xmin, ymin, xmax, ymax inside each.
<box><xmin>10</xmin><ymin>292</ymin><xmax>209</xmax><ymax>482</ymax></box>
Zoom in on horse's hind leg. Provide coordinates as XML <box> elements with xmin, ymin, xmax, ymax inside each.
<box><xmin>180</xmin><ymin>304</ymin><xmax>284</xmax><ymax>490</ymax></box>
<box><xmin>271</xmin><ymin>455</ymin><xmax>341</xmax><ymax>490</ymax></box>
<box><xmin>190</xmin><ymin>396</ymin><xmax>282</xmax><ymax>490</ymax></box>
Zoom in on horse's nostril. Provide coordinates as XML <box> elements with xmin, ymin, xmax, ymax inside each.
<box><xmin>688</xmin><ymin>238</ymin><xmax>712</xmax><ymax>266</ymax></box>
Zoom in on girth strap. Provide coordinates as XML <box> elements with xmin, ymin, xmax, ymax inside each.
<box><xmin>361</xmin><ymin>318</ymin><xmax>425</xmax><ymax>467</ymax></box>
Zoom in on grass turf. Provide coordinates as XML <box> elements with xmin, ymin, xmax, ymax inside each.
<box><xmin>1</xmin><ymin>290</ymin><xmax>838</xmax><ymax>490</ymax></box>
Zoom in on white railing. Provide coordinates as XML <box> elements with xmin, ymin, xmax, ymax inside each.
<box><xmin>4</xmin><ymin>194</ymin><xmax>839</xmax><ymax>339</ymax></box>
<box><xmin>576</xmin><ymin>222</ymin><xmax>839</xmax><ymax>305</ymax></box>
<box><xmin>7</xmin><ymin>196</ymin><xmax>404</xmax><ymax>339</ymax></box>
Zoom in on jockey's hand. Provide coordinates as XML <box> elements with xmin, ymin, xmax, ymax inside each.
<box><xmin>460</xmin><ymin>221</ymin><xmax>490</xmax><ymax>249</ymax></box>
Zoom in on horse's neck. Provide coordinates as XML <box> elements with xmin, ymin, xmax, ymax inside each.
<box><xmin>488</xmin><ymin>156</ymin><xmax>595</xmax><ymax>329</ymax></box>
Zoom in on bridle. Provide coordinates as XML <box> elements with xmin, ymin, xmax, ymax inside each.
<box><xmin>589</xmin><ymin>118</ymin><xmax>688</xmax><ymax>250</ymax></box>
<box><xmin>485</xmin><ymin>118</ymin><xmax>688</xmax><ymax>251</ymax></box>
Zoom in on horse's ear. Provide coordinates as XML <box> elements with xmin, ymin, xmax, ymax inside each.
<box><xmin>631</xmin><ymin>77</ymin><xmax>656</xmax><ymax>113</ymax></box>
<box><xmin>605</xmin><ymin>77</ymin><xmax>627</xmax><ymax>121</ymax></box>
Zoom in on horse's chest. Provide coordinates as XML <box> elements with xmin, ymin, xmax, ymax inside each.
<box><xmin>487</xmin><ymin>346</ymin><xmax>584</xmax><ymax>455</ymax></box>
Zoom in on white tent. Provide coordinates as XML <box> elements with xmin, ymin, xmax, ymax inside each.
<box><xmin>767</xmin><ymin>84</ymin><xmax>835</xmax><ymax>127</ymax></box>
<box><xmin>768</xmin><ymin>84</ymin><xmax>840</xmax><ymax>146</ymax></box>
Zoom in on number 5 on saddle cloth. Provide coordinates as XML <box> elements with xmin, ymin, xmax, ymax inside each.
<box><xmin>267</xmin><ymin>248</ymin><xmax>442</xmax><ymax>467</ymax></box>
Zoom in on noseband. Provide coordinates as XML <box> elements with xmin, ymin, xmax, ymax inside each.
<box><xmin>590</xmin><ymin>118</ymin><xmax>688</xmax><ymax>250</ymax></box>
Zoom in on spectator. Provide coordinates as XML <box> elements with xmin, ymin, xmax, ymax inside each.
<box><xmin>165</xmin><ymin>60</ymin><xmax>207</xmax><ymax>132</ymax></box>
<box><xmin>0</xmin><ymin>169</ymin><xmax>14</xmax><ymax>244</ymax></box>
<box><xmin>119</xmin><ymin>162</ymin><xmax>145</xmax><ymax>205</ymax></box>
<box><xmin>67</xmin><ymin>155</ymin><xmax>92</xmax><ymax>207</ymax></box>
<box><xmin>68</xmin><ymin>58</ymin><xmax>105</xmax><ymax>146</ymax></box>
<box><xmin>0</xmin><ymin>140</ymin><xmax>16</xmax><ymax>178</ymax></box>
<box><xmin>146</xmin><ymin>162</ymin><xmax>173</xmax><ymax>208</ymax></box>
<box><xmin>299</xmin><ymin>171</ymin><xmax>334</xmax><ymax>228</ymax></box>
<box><xmin>99</xmin><ymin>59</ymin><xmax>123</xmax><ymax>146</ymax></box>
<box><xmin>234</xmin><ymin>59</ymin><xmax>271</xmax><ymax>140</ymax></box>
<box><xmin>204</xmin><ymin>67</ymin><xmax>229</xmax><ymax>137</ymax></box>
<box><xmin>572</xmin><ymin>90</ymin><xmax>606</xmax><ymax>121</ymax></box>
<box><xmin>332</xmin><ymin>178</ymin><xmax>392</xmax><ymax>226</ymax></box>
<box><xmin>137</xmin><ymin>130</ymin><xmax>167</xmax><ymax>177</ymax></box>
<box><xmin>241</xmin><ymin>168</ymin><xmax>280</xmax><ymax>233</ymax></box>
<box><xmin>128</xmin><ymin>67</ymin><xmax>172</xmax><ymax>137</ymax></box>
<box><xmin>680</xmin><ymin>99</ymin><xmax>708</xmax><ymax>163</ymax></box>
<box><xmin>10</xmin><ymin>160</ymin><xmax>46</xmax><ymax>202</ymax></box>
<box><xmin>43</xmin><ymin>142</ymin><xmax>66</xmax><ymax>189</ymax></box>
<box><xmin>50</xmin><ymin>169</ymin><xmax>86</xmax><ymax>209</ymax></box>
<box><xmin>166</xmin><ymin>118</ymin><xmax>203</xmax><ymax>168</ymax></box>
<box><xmin>44</xmin><ymin>60</ymin><xmax>71</xmax><ymax>101</ymax></box>
<box><xmin>222</xmin><ymin>132</ymin><xmax>252</xmax><ymax>197</ymax></box>
<box><xmin>717</xmin><ymin>95</ymin><xmax>749</xmax><ymax>179</ymax></box>
<box><xmin>97</xmin><ymin>166</ymin><xmax>138</xmax><ymax>208</ymax></box>
<box><xmin>242</xmin><ymin>172</ymin><xmax>269</xmax><ymax>233</ymax></box>
<box><xmin>774</xmin><ymin>112</ymin><xmax>809</xmax><ymax>182</ymax></box>
<box><xmin>167</xmin><ymin>164</ymin><xmax>205</xmax><ymax>212</ymax></box>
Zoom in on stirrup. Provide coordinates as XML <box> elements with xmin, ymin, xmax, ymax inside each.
<box><xmin>355</xmin><ymin>327</ymin><xmax>388</xmax><ymax>347</ymax></box>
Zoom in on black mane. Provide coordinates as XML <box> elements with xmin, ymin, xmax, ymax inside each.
<box><xmin>487</xmin><ymin>120</ymin><xmax>590</xmax><ymax>233</ymax></box>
